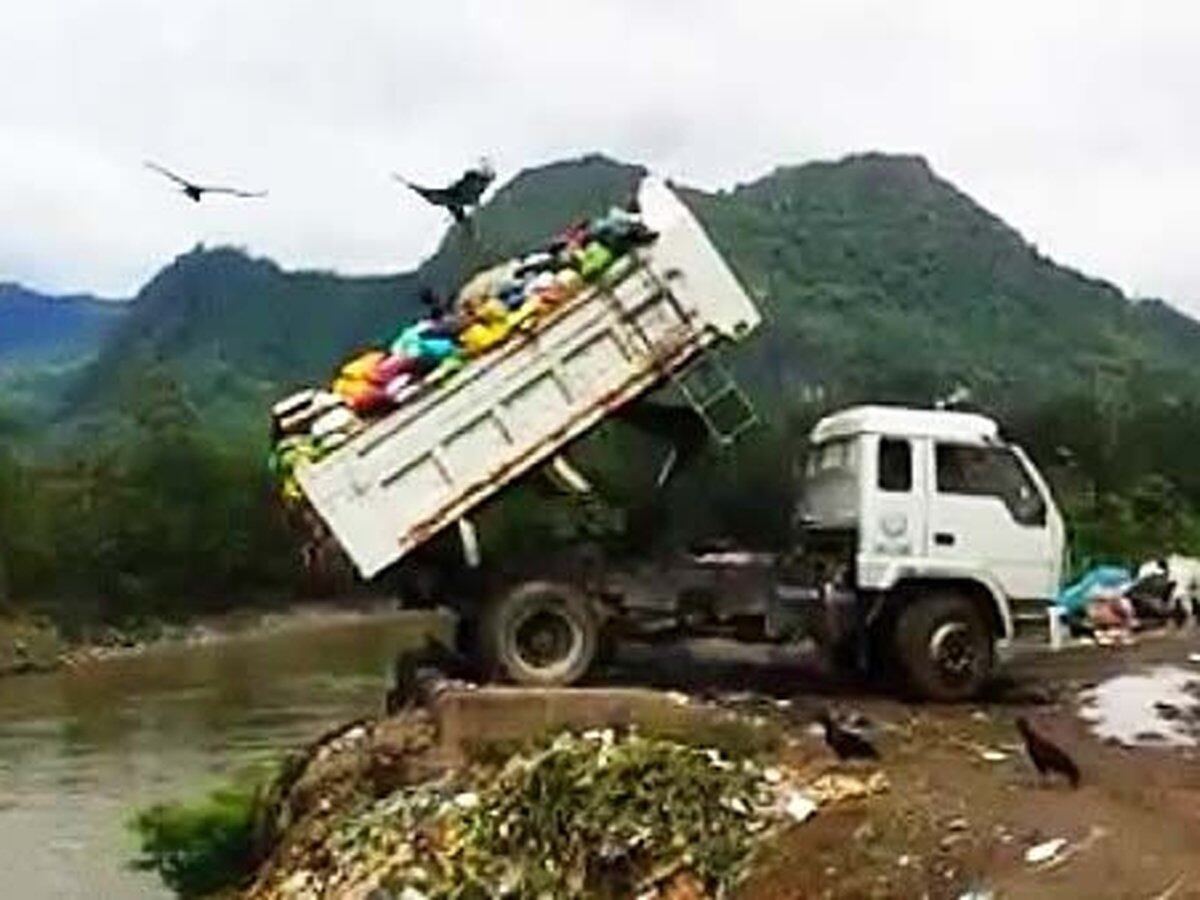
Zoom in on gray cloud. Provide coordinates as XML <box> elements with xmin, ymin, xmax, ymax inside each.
<box><xmin>2</xmin><ymin>0</ymin><xmax>1199</xmax><ymax>314</ymax></box>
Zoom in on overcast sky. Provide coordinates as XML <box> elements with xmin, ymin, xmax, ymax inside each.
<box><xmin>3</xmin><ymin>1</ymin><xmax>1199</xmax><ymax>314</ymax></box>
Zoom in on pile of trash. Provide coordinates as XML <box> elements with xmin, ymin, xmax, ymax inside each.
<box><xmin>268</xmin><ymin>206</ymin><xmax>658</xmax><ymax>501</ymax></box>
<box><xmin>1055</xmin><ymin>565</ymin><xmax>1138</xmax><ymax>643</ymax></box>
<box><xmin>258</xmin><ymin>728</ymin><xmax>817</xmax><ymax>900</ymax></box>
<box><xmin>1055</xmin><ymin>559</ymin><xmax>1197</xmax><ymax>645</ymax></box>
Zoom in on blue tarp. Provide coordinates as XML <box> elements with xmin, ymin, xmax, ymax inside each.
<box><xmin>1055</xmin><ymin>565</ymin><xmax>1132</xmax><ymax>616</ymax></box>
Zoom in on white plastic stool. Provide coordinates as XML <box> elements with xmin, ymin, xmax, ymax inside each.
<box><xmin>1047</xmin><ymin>606</ymin><xmax>1067</xmax><ymax>651</ymax></box>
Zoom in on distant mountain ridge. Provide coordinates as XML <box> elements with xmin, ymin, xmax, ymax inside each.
<box><xmin>17</xmin><ymin>152</ymin><xmax>1200</xmax><ymax>438</ymax></box>
<box><xmin>0</xmin><ymin>283</ymin><xmax>127</xmax><ymax>362</ymax></box>
<box><xmin>680</xmin><ymin>152</ymin><xmax>1200</xmax><ymax>406</ymax></box>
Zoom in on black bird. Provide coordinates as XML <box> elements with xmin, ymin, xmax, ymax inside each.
<box><xmin>393</xmin><ymin>159</ymin><xmax>495</xmax><ymax>222</ymax></box>
<box><xmin>1016</xmin><ymin>715</ymin><xmax>1080</xmax><ymax>788</ymax></box>
<box><xmin>144</xmin><ymin>161</ymin><xmax>267</xmax><ymax>202</ymax></box>
<box><xmin>817</xmin><ymin>709</ymin><xmax>879</xmax><ymax>760</ymax></box>
<box><xmin>384</xmin><ymin>635</ymin><xmax>470</xmax><ymax>714</ymax></box>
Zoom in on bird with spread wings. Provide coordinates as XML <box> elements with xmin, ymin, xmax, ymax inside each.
<box><xmin>393</xmin><ymin>159</ymin><xmax>495</xmax><ymax>222</ymax></box>
<box><xmin>144</xmin><ymin>161</ymin><xmax>267</xmax><ymax>202</ymax></box>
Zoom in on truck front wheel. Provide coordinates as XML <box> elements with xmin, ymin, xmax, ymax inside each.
<box><xmin>894</xmin><ymin>592</ymin><xmax>993</xmax><ymax>701</ymax></box>
<box><xmin>480</xmin><ymin>581</ymin><xmax>599</xmax><ymax>686</ymax></box>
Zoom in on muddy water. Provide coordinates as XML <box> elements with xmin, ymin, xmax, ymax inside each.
<box><xmin>0</xmin><ymin>612</ymin><xmax>437</xmax><ymax>899</ymax></box>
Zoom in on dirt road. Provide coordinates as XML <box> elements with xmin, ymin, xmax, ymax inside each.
<box><xmin>612</xmin><ymin>633</ymin><xmax>1200</xmax><ymax>899</ymax></box>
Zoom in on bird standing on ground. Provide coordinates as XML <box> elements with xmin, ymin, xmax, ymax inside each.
<box><xmin>393</xmin><ymin>159</ymin><xmax>495</xmax><ymax>222</ymax></box>
<box><xmin>144</xmin><ymin>161</ymin><xmax>267</xmax><ymax>202</ymax></box>
<box><xmin>817</xmin><ymin>709</ymin><xmax>879</xmax><ymax>760</ymax></box>
<box><xmin>1016</xmin><ymin>715</ymin><xmax>1080</xmax><ymax>788</ymax></box>
<box><xmin>384</xmin><ymin>635</ymin><xmax>471</xmax><ymax>714</ymax></box>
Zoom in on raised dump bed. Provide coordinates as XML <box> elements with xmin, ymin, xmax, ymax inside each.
<box><xmin>297</xmin><ymin>178</ymin><xmax>762</xmax><ymax>578</ymax></box>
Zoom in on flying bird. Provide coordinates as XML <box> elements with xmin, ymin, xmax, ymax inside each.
<box><xmin>817</xmin><ymin>709</ymin><xmax>879</xmax><ymax>760</ymax></box>
<box><xmin>393</xmin><ymin>159</ymin><xmax>495</xmax><ymax>222</ymax></box>
<box><xmin>1016</xmin><ymin>716</ymin><xmax>1080</xmax><ymax>788</ymax></box>
<box><xmin>144</xmin><ymin>161</ymin><xmax>267</xmax><ymax>202</ymax></box>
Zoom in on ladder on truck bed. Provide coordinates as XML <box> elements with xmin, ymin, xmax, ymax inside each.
<box><xmin>612</xmin><ymin>256</ymin><xmax>759</xmax><ymax>448</ymax></box>
<box><xmin>671</xmin><ymin>349</ymin><xmax>759</xmax><ymax>447</ymax></box>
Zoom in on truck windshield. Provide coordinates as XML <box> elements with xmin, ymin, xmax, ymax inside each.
<box><xmin>802</xmin><ymin>437</ymin><xmax>860</xmax><ymax>527</ymax></box>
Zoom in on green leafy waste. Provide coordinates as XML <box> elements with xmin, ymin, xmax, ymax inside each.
<box><xmin>129</xmin><ymin>777</ymin><xmax>264</xmax><ymax>897</ymax></box>
<box><xmin>301</xmin><ymin>730</ymin><xmax>784</xmax><ymax>899</ymax></box>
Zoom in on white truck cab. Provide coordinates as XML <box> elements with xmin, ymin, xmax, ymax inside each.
<box><xmin>797</xmin><ymin>405</ymin><xmax>1066</xmax><ymax>698</ymax></box>
<box><xmin>806</xmin><ymin>405</ymin><xmax>1065</xmax><ymax>604</ymax></box>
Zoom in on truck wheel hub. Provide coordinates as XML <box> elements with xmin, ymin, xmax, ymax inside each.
<box><xmin>514</xmin><ymin>608</ymin><xmax>577</xmax><ymax>669</ymax></box>
<box><xmin>929</xmin><ymin>622</ymin><xmax>974</xmax><ymax>679</ymax></box>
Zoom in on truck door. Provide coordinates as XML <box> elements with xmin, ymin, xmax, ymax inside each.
<box><xmin>863</xmin><ymin>434</ymin><xmax>927</xmax><ymax>560</ymax></box>
<box><xmin>926</xmin><ymin>442</ymin><xmax>1057</xmax><ymax>598</ymax></box>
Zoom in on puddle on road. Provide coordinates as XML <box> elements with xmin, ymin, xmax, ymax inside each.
<box><xmin>1078</xmin><ymin>665</ymin><xmax>1200</xmax><ymax>747</ymax></box>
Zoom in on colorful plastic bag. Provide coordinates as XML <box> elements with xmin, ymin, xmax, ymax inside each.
<box><xmin>340</xmin><ymin>350</ymin><xmax>386</xmax><ymax>381</ymax></box>
<box><xmin>460</xmin><ymin>319</ymin><xmax>511</xmax><ymax>355</ymax></box>
<box><xmin>576</xmin><ymin>241</ymin><xmax>615</xmax><ymax>280</ymax></box>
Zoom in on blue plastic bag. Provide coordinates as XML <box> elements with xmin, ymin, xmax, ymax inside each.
<box><xmin>1055</xmin><ymin>565</ymin><xmax>1132</xmax><ymax>616</ymax></box>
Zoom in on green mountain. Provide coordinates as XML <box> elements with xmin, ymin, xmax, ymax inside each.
<box><xmin>688</xmin><ymin>154</ymin><xmax>1199</xmax><ymax>406</ymax></box>
<box><xmin>71</xmin><ymin>153</ymin><xmax>1200</xmax><ymax>428</ymax></box>
<box><xmin>59</xmin><ymin>152</ymin><xmax>1200</xmax><ymax>502</ymax></box>
<box><xmin>69</xmin><ymin>246</ymin><xmax>421</xmax><ymax>434</ymax></box>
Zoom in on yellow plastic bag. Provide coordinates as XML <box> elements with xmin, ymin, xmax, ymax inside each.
<box><xmin>507</xmin><ymin>296</ymin><xmax>544</xmax><ymax>331</ymax></box>
<box><xmin>339</xmin><ymin>350</ymin><xmax>386</xmax><ymax>381</ymax></box>
<box><xmin>332</xmin><ymin>376</ymin><xmax>373</xmax><ymax>403</ymax></box>
<box><xmin>460</xmin><ymin>319</ymin><xmax>511</xmax><ymax>356</ymax></box>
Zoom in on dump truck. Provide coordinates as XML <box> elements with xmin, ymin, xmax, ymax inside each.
<box><xmin>294</xmin><ymin>177</ymin><xmax>1066</xmax><ymax>700</ymax></box>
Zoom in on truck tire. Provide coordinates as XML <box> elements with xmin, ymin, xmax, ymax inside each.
<box><xmin>893</xmin><ymin>591</ymin><xmax>993</xmax><ymax>701</ymax></box>
<box><xmin>480</xmin><ymin>581</ymin><xmax>599</xmax><ymax>686</ymax></box>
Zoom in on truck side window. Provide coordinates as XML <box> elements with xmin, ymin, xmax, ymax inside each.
<box><xmin>877</xmin><ymin>438</ymin><xmax>912</xmax><ymax>492</ymax></box>
<box><xmin>935</xmin><ymin>444</ymin><xmax>1046</xmax><ymax>526</ymax></box>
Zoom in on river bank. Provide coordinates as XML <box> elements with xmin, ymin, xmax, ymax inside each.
<box><xmin>180</xmin><ymin>630</ymin><xmax>1200</xmax><ymax>899</ymax></box>
<box><xmin>0</xmin><ymin>597</ymin><xmax>440</xmax><ymax>677</ymax></box>
<box><xmin>0</xmin><ymin>610</ymin><xmax>440</xmax><ymax>898</ymax></box>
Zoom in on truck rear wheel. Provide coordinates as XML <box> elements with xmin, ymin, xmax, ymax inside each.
<box><xmin>894</xmin><ymin>591</ymin><xmax>993</xmax><ymax>701</ymax></box>
<box><xmin>480</xmin><ymin>581</ymin><xmax>599</xmax><ymax>686</ymax></box>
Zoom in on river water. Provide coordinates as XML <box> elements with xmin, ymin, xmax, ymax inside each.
<box><xmin>0</xmin><ymin>612</ymin><xmax>436</xmax><ymax>899</ymax></box>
